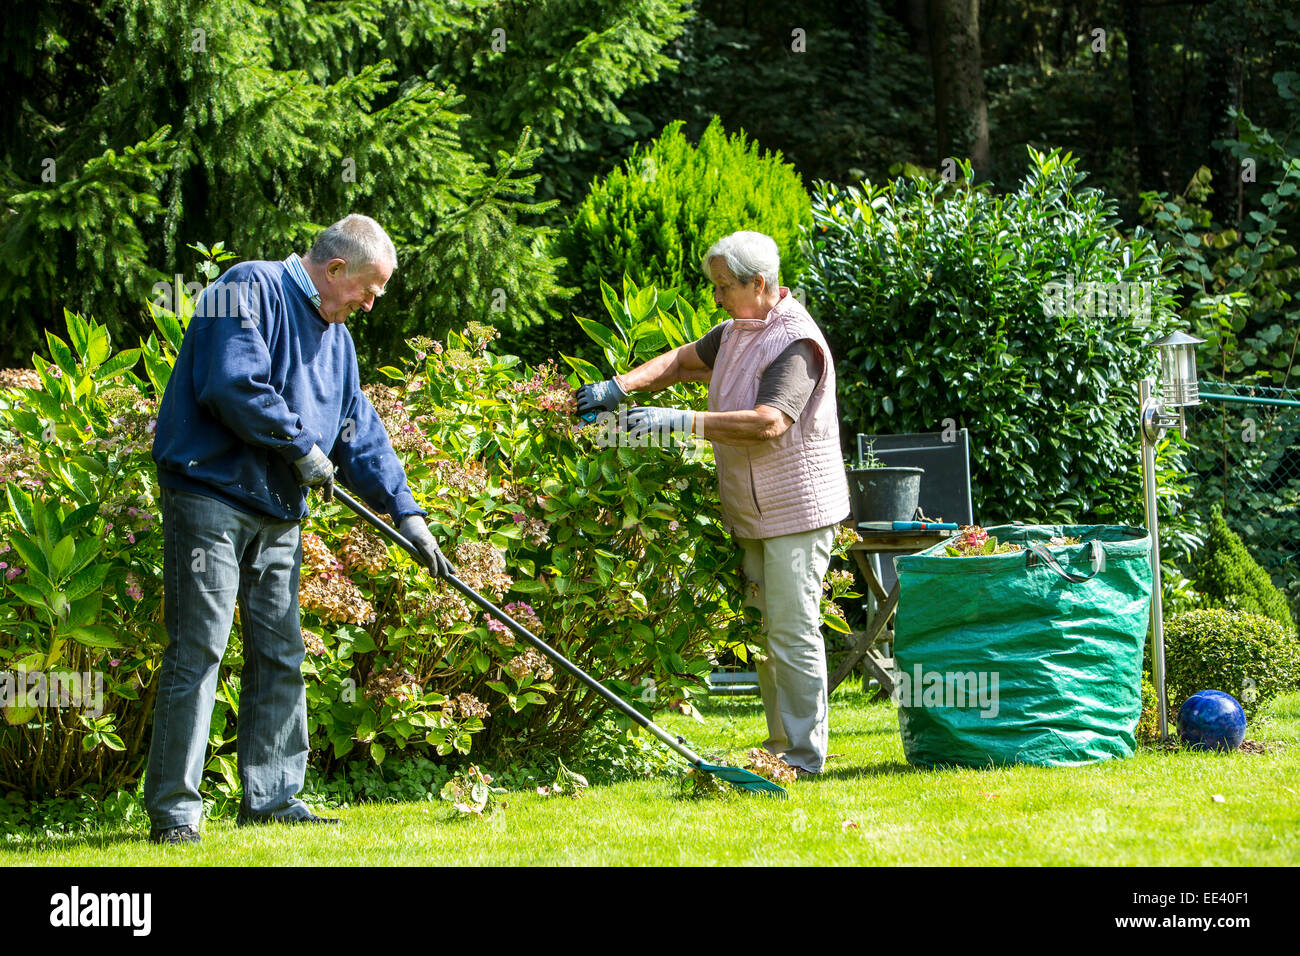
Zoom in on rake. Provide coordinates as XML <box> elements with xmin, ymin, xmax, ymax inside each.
<box><xmin>332</xmin><ymin>484</ymin><xmax>787</xmax><ymax>797</ymax></box>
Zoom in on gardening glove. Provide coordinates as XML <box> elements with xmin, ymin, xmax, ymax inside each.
<box><xmin>623</xmin><ymin>405</ymin><xmax>696</xmax><ymax>442</ymax></box>
<box><xmin>399</xmin><ymin>515</ymin><xmax>454</xmax><ymax>579</ymax></box>
<box><xmin>293</xmin><ymin>445</ymin><xmax>335</xmax><ymax>502</ymax></box>
<box><xmin>574</xmin><ymin>376</ymin><xmax>629</xmax><ymax>419</ymax></box>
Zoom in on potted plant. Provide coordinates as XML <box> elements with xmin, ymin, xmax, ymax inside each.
<box><xmin>846</xmin><ymin>440</ymin><xmax>925</xmax><ymax>524</ymax></box>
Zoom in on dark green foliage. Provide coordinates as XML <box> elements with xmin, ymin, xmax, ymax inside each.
<box><xmin>550</xmin><ymin>116</ymin><xmax>812</xmax><ymax>358</ymax></box>
<box><xmin>804</xmin><ymin>147</ymin><xmax>1181</xmax><ymax>524</ymax></box>
<box><xmin>0</xmin><ymin>0</ymin><xmax>691</xmax><ymax>368</ymax></box>
<box><xmin>1163</xmin><ymin>609</ymin><xmax>1300</xmax><ymax>718</ymax></box>
<box><xmin>979</xmin><ymin>0</ymin><xmax>1300</xmax><ymax>205</ymax></box>
<box><xmin>1191</xmin><ymin>507</ymin><xmax>1296</xmax><ymax>631</ymax></box>
<box><xmin>1138</xmin><ymin>66</ymin><xmax>1300</xmax><ymax>594</ymax></box>
<box><xmin>1135</xmin><ymin>672</ymin><xmax>1160</xmax><ymax>744</ymax></box>
<box><xmin>620</xmin><ymin>1</ymin><xmax>934</xmax><ymax>188</ymax></box>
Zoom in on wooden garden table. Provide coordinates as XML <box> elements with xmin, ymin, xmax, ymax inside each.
<box><xmin>828</xmin><ymin>528</ymin><xmax>956</xmax><ymax>698</ymax></box>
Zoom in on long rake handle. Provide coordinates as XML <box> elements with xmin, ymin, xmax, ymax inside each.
<box><xmin>331</xmin><ymin>484</ymin><xmax>706</xmax><ymax>770</ymax></box>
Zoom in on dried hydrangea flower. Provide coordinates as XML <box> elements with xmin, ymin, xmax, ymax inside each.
<box><xmin>301</xmin><ymin>628</ymin><xmax>328</xmax><ymax>657</ymax></box>
<box><xmin>365</xmin><ymin>666</ymin><xmax>421</xmax><ymax>703</ymax></box>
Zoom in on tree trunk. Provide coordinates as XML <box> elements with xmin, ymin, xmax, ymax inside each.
<box><xmin>1123</xmin><ymin>0</ymin><xmax>1162</xmax><ymax>191</ymax></box>
<box><xmin>926</xmin><ymin>0</ymin><xmax>991</xmax><ymax>176</ymax></box>
<box><xmin>1202</xmin><ymin>5</ymin><xmax>1245</xmax><ymax>226</ymax></box>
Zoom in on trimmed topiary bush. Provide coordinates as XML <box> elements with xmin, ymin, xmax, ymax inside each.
<box><xmin>1163</xmin><ymin>608</ymin><xmax>1300</xmax><ymax>718</ymax></box>
<box><xmin>1191</xmin><ymin>506</ymin><xmax>1296</xmax><ymax>632</ymax></box>
<box><xmin>555</xmin><ymin>116</ymin><xmax>812</xmax><ymax>338</ymax></box>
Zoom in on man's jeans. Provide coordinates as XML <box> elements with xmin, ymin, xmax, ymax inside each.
<box><xmin>736</xmin><ymin>525</ymin><xmax>836</xmax><ymax>773</ymax></box>
<box><xmin>145</xmin><ymin>487</ymin><xmax>311</xmax><ymax>828</ymax></box>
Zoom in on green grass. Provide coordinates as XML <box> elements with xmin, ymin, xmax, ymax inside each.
<box><xmin>6</xmin><ymin>689</ymin><xmax>1300</xmax><ymax>866</ymax></box>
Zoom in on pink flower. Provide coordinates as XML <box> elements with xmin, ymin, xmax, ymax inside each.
<box><xmin>109</xmin><ymin>659</ymin><xmax>121</xmax><ymax>668</ymax></box>
<box><xmin>485</xmin><ymin>616</ymin><xmax>509</xmax><ymax>634</ymax></box>
<box><xmin>668</xmin><ymin>520</ymin><xmax>679</xmax><ymax>531</ymax></box>
<box><xmin>512</xmin><ymin>513</ymin><xmax>525</xmax><ymax>525</ymax></box>
<box><xmin>105</xmin><ymin>523</ymin><xmax>113</xmax><ymax>531</ymax></box>
<box><xmin>126</xmin><ymin>533</ymin><xmax>136</xmax><ymax>544</ymax></box>
<box><xmin>126</xmin><ymin>572</ymin><xmax>143</xmax><ymax>601</ymax></box>
<box><xmin>6</xmin><ymin>567</ymin><xmax>23</xmax><ymax>580</ymax></box>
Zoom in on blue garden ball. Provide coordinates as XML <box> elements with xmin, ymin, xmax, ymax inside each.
<box><xmin>1177</xmin><ymin>690</ymin><xmax>1247</xmax><ymax>752</ymax></box>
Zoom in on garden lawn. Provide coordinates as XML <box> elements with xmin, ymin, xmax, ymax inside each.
<box><xmin>6</xmin><ymin>688</ymin><xmax>1300</xmax><ymax>866</ymax></box>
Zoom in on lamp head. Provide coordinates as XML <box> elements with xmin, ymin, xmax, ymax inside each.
<box><xmin>1151</xmin><ymin>330</ymin><xmax>1206</xmax><ymax>408</ymax></box>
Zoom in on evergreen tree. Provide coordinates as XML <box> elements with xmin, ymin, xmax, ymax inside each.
<box><xmin>1192</xmin><ymin>506</ymin><xmax>1297</xmax><ymax>632</ymax></box>
<box><xmin>0</xmin><ymin>0</ymin><xmax>690</xmax><ymax>367</ymax></box>
<box><xmin>551</xmin><ymin>115</ymin><xmax>812</xmax><ymax>354</ymax></box>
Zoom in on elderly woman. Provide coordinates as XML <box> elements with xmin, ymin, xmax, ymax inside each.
<box><xmin>575</xmin><ymin>230</ymin><xmax>850</xmax><ymax>775</ymax></box>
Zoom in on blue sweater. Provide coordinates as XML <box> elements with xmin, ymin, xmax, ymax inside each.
<box><xmin>153</xmin><ymin>259</ymin><xmax>424</xmax><ymax>522</ymax></box>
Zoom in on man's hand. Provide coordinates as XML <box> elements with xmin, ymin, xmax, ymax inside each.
<box><xmin>624</xmin><ymin>405</ymin><xmax>695</xmax><ymax>441</ymax></box>
<box><xmin>293</xmin><ymin>445</ymin><xmax>335</xmax><ymax>501</ymax></box>
<box><xmin>399</xmin><ymin>516</ymin><xmax>454</xmax><ymax>579</ymax></box>
<box><xmin>574</xmin><ymin>376</ymin><xmax>629</xmax><ymax>418</ymax></box>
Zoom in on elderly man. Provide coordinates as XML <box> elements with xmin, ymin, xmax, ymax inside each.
<box><xmin>575</xmin><ymin>230</ymin><xmax>850</xmax><ymax>775</ymax></box>
<box><xmin>147</xmin><ymin>214</ymin><xmax>452</xmax><ymax>844</ymax></box>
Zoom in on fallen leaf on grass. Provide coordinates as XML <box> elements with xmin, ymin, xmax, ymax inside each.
<box><xmin>744</xmin><ymin>748</ymin><xmax>797</xmax><ymax>785</ymax></box>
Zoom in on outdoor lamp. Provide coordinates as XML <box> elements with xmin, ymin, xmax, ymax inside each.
<box><xmin>1142</xmin><ymin>331</ymin><xmax>1205</xmax><ymax>441</ymax></box>
<box><xmin>1139</xmin><ymin>329</ymin><xmax>1205</xmax><ymax>740</ymax></box>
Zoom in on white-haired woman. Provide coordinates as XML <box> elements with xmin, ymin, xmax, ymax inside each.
<box><xmin>575</xmin><ymin>231</ymin><xmax>850</xmax><ymax>774</ymax></box>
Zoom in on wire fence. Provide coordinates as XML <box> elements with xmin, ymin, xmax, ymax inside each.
<box><xmin>1186</xmin><ymin>380</ymin><xmax>1300</xmax><ymax>608</ymax></box>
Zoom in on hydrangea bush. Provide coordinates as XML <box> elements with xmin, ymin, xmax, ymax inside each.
<box><xmin>0</xmin><ymin>277</ymin><xmax>862</xmax><ymax>799</ymax></box>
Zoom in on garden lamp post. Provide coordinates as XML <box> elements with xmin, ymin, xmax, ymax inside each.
<box><xmin>1139</xmin><ymin>330</ymin><xmax>1205</xmax><ymax>740</ymax></box>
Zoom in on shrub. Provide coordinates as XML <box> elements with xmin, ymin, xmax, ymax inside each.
<box><xmin>1191</xmin><ymin>506</ymin><xmax>1296</xmax><ymax>632</ymax></box>
<box><xmin>1163</xmin><ymin>609</ymin><xmax>1300</xmax><ymax>718</ymax></box>
<box><xmin>0</xmin><ymin>312</ymin><xmax>159</xmax><ymax>798</ymax></box>
<box><xmin>0</xmin><ymin>274</ymin><xmax>861</xmax><ymax>800</ymax></box>
<box><xmin>802</xmin><ymin>147</ymin><xmax>1183</xmax><ymax>524</ymax></box>
<box><xmin>549</xmin><ymin>116</ymin><xmax>812</xmax><ymax>359</ymax></box>
<box><xmin>1135</xmin><ymin>672</ymin><xmax>1160</xmax><ymax>744</ymax></box>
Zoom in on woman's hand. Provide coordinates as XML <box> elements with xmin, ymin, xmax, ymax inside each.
<box><xmin>574</xmin><ymin>376</ymin><xmax>629</xmax><ymax>417</ymax></box>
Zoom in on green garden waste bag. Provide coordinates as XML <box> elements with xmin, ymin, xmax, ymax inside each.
<box><xmin>892</xmin><ymin>525</ymin><xmax>1152</xmax><ymax>768</ymax></box>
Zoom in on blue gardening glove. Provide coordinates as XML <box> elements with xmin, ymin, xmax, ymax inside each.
<box><xmin>574</xmin><ymin>376</ymin><xmax>629</xmax><ymax>419</ymax></box>
<box><xmin>623</xmin><ymin>405</ymin><xmax>695</xmax><ymax>442</ymax></box>
<box><xmin>399</xmin><ymin>515</ymin><xmax>454</xmax><ymax>579</ymax></box>
<box><xmin>293</xmin><ymin>445</ymin><xmax>334</xmax><ymax>501</ymax></box>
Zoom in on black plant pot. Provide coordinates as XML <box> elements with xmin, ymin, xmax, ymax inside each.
<box><xmin>847</xmin><ymin>466</ymin><xmax>925</xmax><ymax>524</ymax></box>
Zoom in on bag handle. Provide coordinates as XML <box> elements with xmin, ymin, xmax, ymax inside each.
<box><xmin>1025</xmin><ymin>539</ymin><xmax>1106</xmax><ymax>582</ymax></box>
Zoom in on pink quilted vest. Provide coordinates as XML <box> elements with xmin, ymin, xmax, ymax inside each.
<box><xmin>707</xmin><ymin>288</ymin><xmax>851</xmax><ymax>539</ymax></box>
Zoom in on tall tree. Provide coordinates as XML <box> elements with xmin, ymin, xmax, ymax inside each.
<box><xmin>1122</xmin><ymin>0</ymin><xmax>1162</xmax><ymax>191</ymax></box>
<box><xmin>926</xmin><ymin>0</ymin><xmax>991</xmax><ymax>176</ymax></box>
<box><xmin>0</xmin><ymin>0</ymin><xmax>690</xmax><ymax>367</ymax></box>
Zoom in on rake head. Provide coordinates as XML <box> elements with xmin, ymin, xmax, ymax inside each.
<box><xmin>698</xmin><ymin>762</ymin><xmax>789</xmax><ymax>797</ymax></box>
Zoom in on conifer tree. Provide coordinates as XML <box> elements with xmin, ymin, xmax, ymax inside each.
<box><xmin>0</xmin><ymin>0</ymin><xmax>690</xmax><ymax>366</ymax></box>
<box><xmin>1192</xmin><ymin>507</ymin><xmax>1297</xmax><ymax>632</ymax></box>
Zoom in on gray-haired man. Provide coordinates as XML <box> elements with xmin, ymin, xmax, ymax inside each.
<box><xmin>147</xmin><ymin>214</ymin><xmax>451</xmax><ymax>844</ymax></box>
